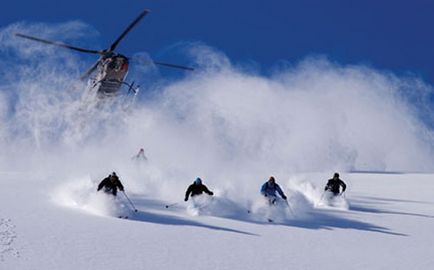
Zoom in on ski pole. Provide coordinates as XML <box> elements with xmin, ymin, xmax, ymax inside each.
<box><xmin>285</xmin><ymin>200</ymin><xmax>295</xmax><ymax>216</ymax></box>
<box><xmin>122</xmin><ymin>191</ymin><xmax>138</xmax><ymax>212</ymax></box>
<box><xmin>165</xmin><ymin>202</ymin><xmax>181</xmax><ymax>208</ymax></box>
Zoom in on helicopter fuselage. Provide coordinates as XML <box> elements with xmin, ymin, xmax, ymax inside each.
<box><xmin>90</xmin><ymin>54</ymin><xmax>129</xmax><ymax>96</ymax></box>
<box><xmin>15</xmin><ymin>9</ymin><xmax>192</xmax><ymax>100</ymax></box>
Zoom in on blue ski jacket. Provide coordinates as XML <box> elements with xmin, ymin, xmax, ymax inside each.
<box><xmin>260</xmin><ymin>181</ymin><xmax>286</xmax><ymax>199</ymax></box>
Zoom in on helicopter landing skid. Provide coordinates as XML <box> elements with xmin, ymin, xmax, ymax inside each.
<box><xmin>89</xmin><ymin>79</ymin><xmax>139</xmax><ymax>98</ymax></box>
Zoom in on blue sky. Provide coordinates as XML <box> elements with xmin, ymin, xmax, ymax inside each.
<box><xmin>2</xmin><ymin>0</ymin><xmax>434</xmax><ymax>83</ymax></box>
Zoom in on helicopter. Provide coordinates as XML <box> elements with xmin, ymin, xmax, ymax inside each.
<box><xmin>15</xmin><ymin>9</ymin><xmax>194</xmax><ymax>98</ymax></box>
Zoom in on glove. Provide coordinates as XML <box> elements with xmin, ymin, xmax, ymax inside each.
<box><xmin>264</xmin><ymin>194</ymin><xmax>268</xmax><ymax>197</ymax></box>
<box><xmin>282</xmin><ymin>195</ymin><xmax>287</xmax><ymax>200</ymax></box>
<box><xmin>209</xmin><ymin>192</ymin><xmax>214</xmax><ymax>196</ymax></box>
<box><xmin>184</xmin><ymin>197</ymin><xmax>188</xmax><ymax>202</ymax></box>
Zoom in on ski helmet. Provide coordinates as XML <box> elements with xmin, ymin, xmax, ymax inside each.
<box><xmin>195</xmin><ymin>177</ymin><xmax>202</xmax><ymax>185</ymax></box>
<box><xmin>334</xmin><ymin>172</ymin><xmax>339</xmax><ymax>178</ymax></box>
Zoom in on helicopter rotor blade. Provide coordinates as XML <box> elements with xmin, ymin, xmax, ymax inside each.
<box><xmin>15</xmin><ymin>33</ymin><xmax>102</xmax><ymax>55</ymax></box>
<box><xmin>153</xmin><ymin>61</ymin><xmax>194</xmax><ymax>71</ymax></box>
<box><xmin>80</xmin><ymin>60</ymin><xmax>100</xmax><ymax>80</ymax></box>
<box><xmin>109</xmin><ymin>9</ymin><xmax>150</xmax><ymax>52</ymax></box>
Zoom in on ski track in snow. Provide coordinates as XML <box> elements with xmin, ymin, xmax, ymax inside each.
<box><xmin>3</xmin><ymin>171</ymin><xmax>434</xmax><ymax>269</ymax></box>
<box><xmin>0</xmin><ymin>218</ymin><xmax>20</xmax><ymax>261</ymax></box>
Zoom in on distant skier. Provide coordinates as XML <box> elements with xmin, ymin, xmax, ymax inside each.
<box><xmin>324</xmin><ymin>172</ymin><xmax>347</xmax><ymax>196</ymax></box>
<box><xmin>133</xmin><ymin>148</ymin><xmax>148</xmax><ymax>161</ymax></box>
<box><xmin>184</xmin><ymin>177</ymin><xmax>214</xmax><ymax>201</ymax></box>
<box><xmin>97</xmin><ymin>172</ymin><xmax>125</xmax><ymax>196</ymax></box>
<box><xmin>260</xmin><ymin>176</ymin><xmax>287</xmax><ymax>204</ymax></box>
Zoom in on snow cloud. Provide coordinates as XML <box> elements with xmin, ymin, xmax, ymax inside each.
<box><xmin>1</xmin><ymin>23</ymin><xmax>434</xmax><ymax>207</ymax></box>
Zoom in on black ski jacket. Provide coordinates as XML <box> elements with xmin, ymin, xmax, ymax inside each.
<box><xmin>97</xmin><ymin>175</ymin><xmax>124</xmax><ymax>196</ymax></box>
<box><xmin>325</xmin><ymin>178</ymin><xmax>346</xmax><ymax>195</ymax></box>
<box><xmin>185</xmin><ymin>183</ymin><xmax>213</xmax><ymax>201</ymax></box>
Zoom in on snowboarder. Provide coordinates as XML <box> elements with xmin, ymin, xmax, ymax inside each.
<box><xmin>133</xmin><ymin>148</ymin><xmax>148</xmax><ymax>161</ymax></box>
<box><xmin>324</xmin><ymin>172</ymin><xmax>347</xmax><ymax>196</ymax></box>
<box><xmin>184</xmin><ymin>177</ymin><xmax>214</xmax><ymax>201</ymax></box>
<box><xmin>260</xmin><ymin>176</ymin><xmax>287</xmax><ymax>204</ymax></box>
<box><xmin>97</xmin><ymin>172</ymin><xmax>125</xmax><ymax>196</ymax></box>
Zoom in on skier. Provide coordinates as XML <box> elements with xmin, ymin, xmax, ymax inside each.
<box><xmin>97</xmin><ymin>172</ymin><xmax>125</xmax><ymax>196</ymax></box>
<box><xmin>133</xmin><ymin>148</ymin><xmax>148</xmax><ymax>161</ymax></box>
<box><xmin>260</xmin><ymin>176</ymin><xmax>287</xmax><ymax>204</ymax></box>
<box><xmin>184</xmin><ymin>177</ymin><xmax>214</xmax><ymax>201</ymax></box>
<box><xmin>324</xmin><ymin>172</ymin><xmax>347</xmax><ymax>196</ymax></box>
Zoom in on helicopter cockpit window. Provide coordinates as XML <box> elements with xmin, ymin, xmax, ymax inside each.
<box><xmin>106</xmin><ymin>58</ymin><xmax>124</xmax><ymax>71</ymax></box>
<box><xmin>106</xmin><ymin>59</ymin><xmax>116</xmax><ymax>69</ymax></box>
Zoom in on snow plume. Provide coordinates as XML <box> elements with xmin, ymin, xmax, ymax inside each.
<box><xmin>52</xmin><ymin>175</ymin><xmax>130</xmax><ymax>217</ymax></box>
<box><xmin>1</xmin><ymin>23</ymin><xmax>434</xmax><ymax>217</ymax></box>
<box><xmin>0</xmin><ymin>22</ymin><xmax>130</xmax><ymax>169</ymax></box>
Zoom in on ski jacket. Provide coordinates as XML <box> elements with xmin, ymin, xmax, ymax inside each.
<box><xmin>325</xmin><ymin>178</ymin><xmax>346</xmax><ymax>195</ymax></box>
<box><xmin>185</xmin><ymin>183</ymin><xmax>213</xmax><ymax>200</ymax></box>
<box><xmin>97</xmin><ymin>175</ymin><xmax>124</xmax><ymax>196</ymax></box>
<box><xmin>260</xmin><ymin>182</ymin><xmax>286</xmax><ymax>199</ymax></box>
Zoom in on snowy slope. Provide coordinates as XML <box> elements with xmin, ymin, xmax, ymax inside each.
<box><xmin>1</xmin><ymin>171</ymin><xmax>434</xmax><ymax>270</ymax></box>
<box><xmin>2</xmin><ymin>22</ymin><xmax>434</xmax><ymax>270</ymax></box>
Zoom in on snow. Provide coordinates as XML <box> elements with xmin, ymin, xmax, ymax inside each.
<box><xmin>2</xmin><ymin>22</ymin><xmax>434</xmax><ymax>269</ymax></box>
<box><xmin>1</xmin><ymin>171</ymin><xmax>434</xmax><ymax>269</ymax></box>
